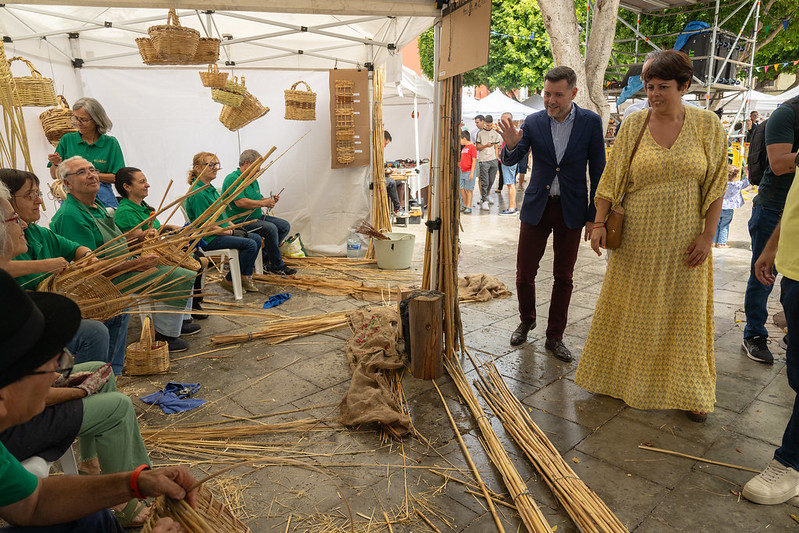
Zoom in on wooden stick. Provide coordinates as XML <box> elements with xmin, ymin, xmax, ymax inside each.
<box><xmin>172</xmin><ymin>345</ymin><xmax>240</xmax><ymax>361</ymax></box>
<box><xmin>637</xmin><ymin>445</ymin><xmax>760</xmax><ymax>473</ymax></box>
<box><xmin>414</xmin><ymin>509</ymin><xmax>442</xmax><ymax>533</ymax></box>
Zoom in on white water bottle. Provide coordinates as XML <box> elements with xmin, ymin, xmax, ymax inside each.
<box><xmin>346</xmin><ymin>230</ymin><xmax>361</xmax><ymax>258</ymax></box>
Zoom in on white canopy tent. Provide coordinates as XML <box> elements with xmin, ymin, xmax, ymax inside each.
<box><xmin>0</xmin><ymin>2</ymin><xmax>437</xmax><ymax>255</ymax></box>
<box><xmin>461</xmin><ymin>89</ymin><xmax>534</xmax><ymax>121</ymax></box>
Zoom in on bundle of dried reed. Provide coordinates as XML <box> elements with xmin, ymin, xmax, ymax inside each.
<box><xmin>367</xmin><ymin>67</ymin><xmax>392</xmax><ymax>258</ymax></box>
<box><xmin>353</xmin><ymin>219</ymin><xmax>389</xmax><ymax>241</ymax></box>
<box><xmin>209</xmin><ymin>310</ymin><xmax>350</xmax><ymax>346</ymax></box>
<box><xmin>252</xmin><ymin>273</ymin><xmax>405</xmax><ymax>300</ymax></box>
<box><xmin>474</xmin><ymin>360</ymin><xmax>628</xmax><ymax>532</ymax></box>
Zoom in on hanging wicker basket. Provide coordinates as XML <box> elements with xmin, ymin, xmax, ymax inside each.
<box><xmin>142</xmin><ymin>486</ymin><xmax>252</xmax><ymax>533</ymax></box>
<box><xmin>210</xmin><ymin>75</ymin><xmax>246</xmax><ymax>107</ymax></box>
<box><xmin>148</xmin><ymin>8</ymin><xmax>200</xmax><ymax>64</ymax></box>
<box><xmin>8</xmin><ymin>56</ymin><xmax>57</xmax><ymax>107</ymax></box>
<box><xmin>193</xmin><ymin>37</ymin><xmax>221</xmax><ymax>64</ymax></box>
<box><xmin>124</xmin><ymin>316</ymin><xmax>170</xmax><ymax>376</ymax></box>
<box><xmin>219</xmin><ymin>90</ymin><xmax>269</xmax><ymax>131</ymax></box>
<box><xmin>136</xmin><ymin>37</ymin><xmax>170</xmax><ymax>65</ymax></box>
<box><xmin>37</xmin><ymin>274</ymin><xmax>126</xmax><ymax>323</ymax></box>
<box><xmin>284</xmin><ymin>80</ymin><xmax>316</xmax><ymax>121</ymax></box>
<box><xmin>199</xmin><ymin>64</ymin><xmax>228</xmax><ymax>88</ymax></box>
<box><xmin>39</xmin><ymin>95</ymin><xmax>78</xmax><ymax>147</ymax></box>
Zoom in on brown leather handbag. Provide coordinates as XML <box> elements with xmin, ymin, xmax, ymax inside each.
<box><xmin>606</xmin><ymin>109</ymin><xmax>651</xmax><ymax>249</ymax></box>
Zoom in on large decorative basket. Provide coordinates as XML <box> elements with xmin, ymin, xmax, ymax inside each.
<box><xmin>199</xmin><ymin>63</ymin><xmax>228</xmax><ymax>88</ymax></box>
<box><xmin>142</xmin><ymin>486</ymin><xmax>251</xmax><ymax>533</ymax></box>
<box><xmin>194</xmin><ymin>38</ymin><xmax>221</xmax><ymax>64</ymax></box>
<box><xmin>124</xmin><ymin>316</ymin><xmax>169</xmax><ymax>376</ymax></box>
<box><xmin>39</xmin><ymin>95</ymin><xmax>78</xmax><ymax>147</ymax></box>
<box><xmin>284</xmin><ymin>80</ymin><xmax>316</xmax><ymax>120</ymax></box>
<box><xmin>148</xmin><ymin>8</ymin><xmax>200</xmax><ymax>64</ymax></box>
<box><xmin>211</xmin><ymin>75</ymin><xmax>246</xmax><ymax>107</ymax></box>
<box><xmin>220</xmin><ymin>90</ymin><xmax>269</xmax><ymax>131</ymax></box>
<box><xmin>37</xmin><ymin>274</ymin><xmax>126</xmax><ymax>323</ymax></box>
<box><xmin>135</xmin><ymin>37</ymin><xmax>170</xmax><ymax>65</ymax></box>
<box><xmin>8</xmin><ymin>56</ymin><xmax>57</xmax><ymax>107</ymax></box>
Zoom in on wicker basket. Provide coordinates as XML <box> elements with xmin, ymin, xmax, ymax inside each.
<box><xmin>148</xmin><ymin>8</ymin><xmax>200</xmax><ymax>64</ymax></box>
<box><xmin>199</xmin><ymin>63</ymin><xmax>227</xmax><ymax>88</ymax></box>
<box><xmin>136</xmin><ymin>37</ymin><xmax>170</xmax><ymax>65</ymax></box>
<box><xmin>156</xmin><ymin>242</ymin><xmax>202</xmax><ymax>272</ymax></box>
<box><xmin>284</xmin><ymin>80</ymin><xmax>316</xmax><ymax>120</ymax></box>
<box><xmin>193</xmin><ymin>38</ymin><xmax>221</xmax><ymax>64</ymax></box>
<box><xmin>37</xmin><ymin>274</ymin><xmax>126</xmax><ymax>323</ymax></box>
<box><xmin>142</xmin><ymin>486</ymin><xmax>252</xmax><ymax>533</ymax></box>
<box><xmin>39</xmin><ymin>95</ymin><xmax>78</xmax><ymax>147</ymax></box>
<box><xmin>124</xmin><ymin>316</ymin><xmax>169</xmax><ymax>376</ymax></box>
<box><xmin>211</xmin><ymin>75</ymin><xmax>246</xmax><ymax>106</ymax></box>
<box><xmin>8</xmin><ymin>56</ymin><xmax>57</xmax><ymax>107</ymax></box>
<box><xmin>219</xmin><ymin>90</ymin><xmax>269</xmax><ymax>131</ymax></box>
<box><xmin>0</xmin><ymin>41</ymin><xmax>12</xmax><ymax>84</ymax></box>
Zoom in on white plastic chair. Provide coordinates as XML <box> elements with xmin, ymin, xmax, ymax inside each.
<box><xmin>199</xmin><ymin>248</ymin><xmax>263</xmax><ymax>300</ymax></box>
<box><xmin>21</xmin><ymin>446</ymin><xmax>79</xmax><ymax>478</ymax></box>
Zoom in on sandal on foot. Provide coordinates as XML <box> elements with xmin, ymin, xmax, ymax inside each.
<box><xmin>113</xmin><ymin>498</ymin><xmax>151</xmax><ymax>528</ymax></box>
<box><xmin>685</xmin><ymin>410</ymin><xmax>707</xmax><ymax>423</ymax></box>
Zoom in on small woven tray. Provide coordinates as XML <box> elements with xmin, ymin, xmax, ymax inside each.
<box><xmin>142</xmin><ymin>486</ymin><xmax>251</xmax><ymax>533</ymax></box>
<box><xmin>124</xmin><ymin>316</ymin><xmax>169</xmax><ymax>376</ymax></box>
<box><xmin>199</xmin><ymin>63</ymin><xmax>227</xmax><ymax>88</ymax></box>
<box><xmin>148</xmin><ymin>8</ymin><xmax>199</xmax><ymax>64</ymax></box>
<box><xmin>39</xmin><ymin>95</ymin><xmax>78</xmax><ymax>147</ymax></box>
<box><xmin>8</xmin><ymin>56</ymin><xmax>57</xmax><ymax>107</ymax></box>
<box><xmin>284</xmin><ymin>80</ymin><xmax>316</xmax><ymax>121</ymax></box>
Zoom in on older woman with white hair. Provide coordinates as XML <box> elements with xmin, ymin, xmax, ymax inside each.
<box><xmin>47</xmin><ymin>97</ymin><xmax>125</xmax><ymax>208</ymax></box>
<box><xmin>51</xmin><ymin>156</ymin><xmax>198</xmax><ymax>355</ymax></box>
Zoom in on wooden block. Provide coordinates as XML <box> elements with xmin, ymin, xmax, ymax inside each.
<box><xmin>407</xmin><ymin>291</ymin><xmax>444</xmax><ymax>380</ymax></box>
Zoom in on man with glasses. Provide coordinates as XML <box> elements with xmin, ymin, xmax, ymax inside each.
<box><xmin>0</xmin><ymin>270</ymin><xmax>197</xmax><ymax>531</ymax></box>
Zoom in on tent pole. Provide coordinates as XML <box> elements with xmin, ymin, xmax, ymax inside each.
<box><xmin>413</xmin><ymin>93</ymin><xmax>421</xmax><ymax>201</ymax></box>
<box><xmin>428</xmin><ymin>21</ymin><xmax>442</xmax><ymax>290</ymax></box>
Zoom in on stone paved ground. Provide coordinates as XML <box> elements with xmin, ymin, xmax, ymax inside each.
<box><xmin>121</xmin><ymin>188</ymin><xmax>793</xmax><ymax>532</ymax></box>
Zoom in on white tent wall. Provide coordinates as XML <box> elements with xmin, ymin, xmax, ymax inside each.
<box><xmin>23</xmin><ymin>67</ymin><xmax>370</xmax><ymax>256</ymax></box>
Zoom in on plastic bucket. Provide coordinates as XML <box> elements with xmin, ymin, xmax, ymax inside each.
<box><xmin>373</xmin><ymin>232</ymin><xmax>415</xmax><ymax>270</ymax></box>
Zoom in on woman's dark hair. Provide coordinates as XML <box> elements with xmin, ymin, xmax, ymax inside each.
<box><xmin>643</xmin><ymin>50</ymin><xmax>694</xmax><ymax>90</ymax></box>
<box><xmin>0</xmin><ymin>168</ymin><xmax>39</xmax><ymax>197</ymax></box>
<box><xmin>114</xmin><ymin>167</ymin><xmax>142</xmax><ymax>198</ymax></box>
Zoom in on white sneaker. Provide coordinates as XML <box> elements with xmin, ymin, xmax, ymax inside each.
<box><xmin>742</xmin><ymin>459</ymin><xmax>799</xmax><ymax>504</ymax></box>
<box><xmin>488</xmin><ymin>198</ymin><xmax>495</xmax><ymax>205</ymax></box>
<box><xmin>480</xmin><ymin>201</ymin><xmax>490</xmax><ymax>210</ymax></box>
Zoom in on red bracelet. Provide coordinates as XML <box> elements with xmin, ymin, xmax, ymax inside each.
<box><xmin>129</xmin><ymin>464</ymin><xmax>151</xmax><ymax>500</ymax></box>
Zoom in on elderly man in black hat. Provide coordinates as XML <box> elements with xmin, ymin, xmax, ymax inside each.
<box><xmin>0</xmin><ymin>270</ymin><xmax>195</xmax><ymax>532</ymax></box>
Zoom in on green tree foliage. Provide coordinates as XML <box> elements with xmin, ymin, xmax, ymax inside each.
<box><xmin>418</xmin><ymin>0</ymin><xmax>554</xmax><ymax>91</ymax></box>
<box><xmin>613</xmin><ymin>0</ymin><xmax>799</xmax><ymax>83</ymax></box>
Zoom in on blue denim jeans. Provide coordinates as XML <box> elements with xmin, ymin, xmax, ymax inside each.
<box><xmin>244</xmin><ymin>216</ymin><xmax>291</xmax><ymax>270</ymax></box>
<box><xmin>0</xmin><ymin>510</ymin><xmax>123</xmax><ymax>532</ymax></box>
<box><xmin>775</xmin><ymin>277</ymin><xmax>798</xmax><ymax>470</ymax></box>
<box><xmin>744</xmin><ymin>204</ymin><xmax>782</xmax><ymax>339</ymax></box>
<box><xmin>713</xmin><ymin>208</ymin><xmax>734</xmax><ymax>244</ymax></box>
<box><xmin>202</xmin><ymin>234</ymin><xmax>261</xmax><ymax>278</ymax></box>
<box><xmin>67</xmin><ymin>319</ymin><xmax>110</xmax><ymax>365</ymax></box>
<box><xmin>104</xmin><ymin>314</ymin><xmax>130</xmax><ymax>376</ymax></box>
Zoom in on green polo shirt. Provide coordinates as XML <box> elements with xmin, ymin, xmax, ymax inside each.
<box><xmin>12</xmin><ymin>224</ymin><xmax>82</xmax><ymax>289</ymax></box>
<box><xmin>223</xmin><ymin>168</ymin><xmax>262</xmax><ymax>223</ymax></box>
<box><xmin>51</xmin><ymin>193</ymin><xmax>111</xmax><ymax>250</ymax></box>
<box><xmin>185</xmin><ymin>180</ymin><xmax>228</xmax><ymax>243</ymax></box>
<box><xmin>0</xmin><ymin>442</ymin><xmax>38</xmax><ymax>507</ymax></box>
<box><xmin>114</xmin><ymin>197</ymin><xmax>161</xmax><ymax>233</ymax></box>
<box><xmin>49</xmin><ymin>132</ymin><xmax>125</xmax><ymax>175</ymax></box>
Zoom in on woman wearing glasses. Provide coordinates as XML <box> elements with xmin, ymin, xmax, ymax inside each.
<box><xmin>0</xmin><ymin>168</ymin><xmax>127</xmax><ymax>369</ymax></box>
<box><xmin>47</xmin><ymin>97</ymin><xmax>125</xmax><ymax>208</ymax></box>
<box><xmin>0</xmin><ymin>182</ymin><xmax>154</xmax><ymax>527</ymax></box>
<box><xmin>184</xmin><ymin>152</ymin><xmax>261</xmax><ymax>294</ymax></box>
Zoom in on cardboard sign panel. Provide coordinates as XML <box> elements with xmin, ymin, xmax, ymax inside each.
<box><xmin>329</xmin><ymin>69</ymin><xmax>371</xmax><ymax>169</ymax></box>
<box><xmin>438</xmin><ymin>0</ymin><xmax>491</xmax><ymax>80</ymax></box>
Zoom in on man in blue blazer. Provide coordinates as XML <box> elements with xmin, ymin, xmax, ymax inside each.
<box><xmin>498</xmin><ymin>66</ymin><xmax>606</xmax><ymax>362</ymax></box>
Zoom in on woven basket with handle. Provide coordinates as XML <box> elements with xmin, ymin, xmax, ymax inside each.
<box><xmin>39</xmin><ymin>95</ymin><xmax>78</xmax><ymax>147</ymax></box>
<box><xmin>135</xmin><ymin>37</ymin><xmax>170</xmax><ymax>65</ymax></box>
<box><xmin>193</xmin><ymin>38</ymin><xmax>221</xmax><ymax>64</ymax></box>
<box><xmin>211</xmin><ymin>75</ymin><xmax>246</xmax><ymax>107</ymax></box>
<box><xmin>199</xmin><ymin>63</ymin><xmax>227</xmax><ymax>88</ymax></box>
<box><xmin>8</xmin><ymin>56</ymin><xmax>56</xmax><ymax>107</ymax></box>
<box><xmin>37</xmin><ymin>274</ymin><xmax>126</xmax><ymax>323</ymax></box>
<box><xmin>148</xmin><ymin>8</ymin><xmax>200</xmax><ymax>63</ymax></box>
<box><xmin>219</xmin><ymin>90</ymin><xmax>269</xmax><ymax>131</ymax></box>
<box><xmin>124</xmin><ymin>316</ymin><xmax>169</xmax><ymax>376</ymax></box>
<box><xmin>284</xmin><ymin>80</ymin><xmax>316</xmax><ymax>120</ymax></box>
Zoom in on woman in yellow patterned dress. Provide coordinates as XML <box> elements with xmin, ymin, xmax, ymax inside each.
<box><xmin>575</xmin><ymin>50</ymin><xmax>727</xmax><ymax>422</ymax></box>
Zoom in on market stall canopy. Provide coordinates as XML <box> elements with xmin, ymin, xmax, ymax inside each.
<box><xmin>384</xmin><ymin>66</ymin><xmax>434</xmax><ymax>106</ymax></box>
<box><xmin>462</xmin><ymin>89</ymin><xmax>534</xmax><ymax>121</ymax></box>
<box><xmin>521</xmin><ymin>93</ymin><xmax>544</xmax><ymax>111</ymax></box>
<box><xmin>0</xmin><ymin>3</ymin><xmax>436</xmax><ymax>70</ymax></box>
